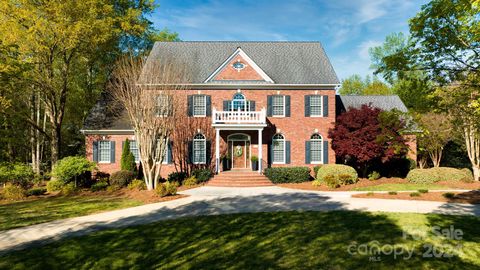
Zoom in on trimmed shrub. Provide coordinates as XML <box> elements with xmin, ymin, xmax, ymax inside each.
<box><xmin>388</xmin><ymin>191</ymin><xmax>397</xmax><ymax>195</ymax></box>
<box><xmin>61</xmin><ymin>183</ymin><xmax>77</xmax><ymax>195</ymax></box>
<box><xmin>410</xmin><ymin>192</ymin><xmax>420</xmax><ymax>197</ymax></box>
<box><xmin>46</xmin><ymin>180</ymin><xmax>63</xmax><ymax>193</ymax></box>
<box><xmin>26</xmin><ymin>187</ymin><xmax>47</xmax><ymax>196</ymax></box>
<box><xmin>1</xmin><ymin>184</ymin><xmax>26</xmax><ymax>200</ymax></box>
<box><xmin>155</xmin><ymin>181</ymin><xmax>178</xmax><ymax>197</ymax></box>
<box><xmin>313</xmin><ymin>166</ymin><xmax>322</xmax><ymax>177</ymax></box>
<box><xmin>368</xmin><ymin>171</ymin><xmax>381</xmax><ymax>181</ymax></box>
<box><xmin>0</xmin><ymin>162</ymin><xmax>34</xmax><ymax>188</ymax></box>
<box><xmin>264</xmin><ymin>167</ymin><xmax>311</xmax><ymax>184</ymax></box>
<box><xmin>121</xmin><ymin>139</ymin><xmax>137</xmax><ymax>172</ymax></box>
<box><xmin>316</xmin><ymin>164</ymin><xmax>358</xmax><ymax>187</ymax></box>
<box><xmin>90</xmin><ymin>181</ymin><xmax>108</xmax><ymax>192</ymax></box>
<box><xmin>407</xmin><ymin>167</ymin><xmax>474</xmax><ymax>184</ymax></box>
<box><xmin>183</xmin><ymin>176</ymin><xmax>198</xmax><ymax>187</ymax></box>
<box><xmin>461</xmin><ymin>168</ymin><xmax>474</xmax><ymax>183</ymax></box>
<box><xmin>418</xmin><ymin>189</ymin><xmax>428</xmax><ymax>193</ymax></box>
<box><xmin>110</xmin><ymin>170</ymin><xmax>135</xmax><ymax>187</ymax></box>
<box><xmin>312</xmin><ymin>180</ymin><xmax>322</xmax><ymax>186</ymax></box>
<box><xmin>168</xmin><ymin>172</ymin><xmax>188</xmax><ymax>183</ymax></box>
<box><xmin>52</xmin><ymin>156</ymin><xmax>96</xmax><ymax>186</ymax></box>
<box><xmin>192</xmin><ymin>169</ymin><xmax>212</xmax><ymax>183</ymax></box>
<box><xmin>443</xmin><ymin>192</ymin><xmax>455</xmax><ymax>199</ymax></box>
<box><xmin>128</xmin><ymin>179</ymin><xmax>146</xmax><ymax>190</ymax></box>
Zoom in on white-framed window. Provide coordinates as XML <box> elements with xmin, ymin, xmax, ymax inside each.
<box><xmin>231</xmin><ymin>93</ymin><xmax>247</xmax><ymax>111</ymax></box>
<box><xmin>310</xmin><ymin>95</ymin><xmax>323</xmax><ymax>117</ymax></box>
<box><xmin>98</xmin><ymin>141</ymin><xmax>111</xmax><ymax>163</ymax></box>
<box><xmin>272</xmin><ymin>95</ymin><xmax>285</xmax><ymax>117</ymax></box>
<box><xmin>129</xmin><ymin>140</ymin><xmax>139</xmax><ymax>163</ymax></box>
<box><xmin>193</xmin><ymin>95</ymin><xmax>206</xmax><ymax>116</ymax></box>
<box><xmin>154</xmin><ymin>138</ymin><xmax>170</xmax><ymax>164</ymax></box>
<box><xmin>272</xmin><ymin>133</ymin><xmax>286</xmax><ymax>164</ymax></box>
<box><xmin>310</xmin><ymin>133</ymin><xmax>323</xmax><ymax>164</ymax></box>
<box><xmin>156</xmin><ymin>94</ymin><xmax>172</xmax><ymax>117</ymax></box>
<box><xmin>193</xmin><ymin>133</ymin><xmax>206</xmax><ymax>164</ymax></box>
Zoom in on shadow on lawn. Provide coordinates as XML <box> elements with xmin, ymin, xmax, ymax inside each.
<box><xmin>1</xmin><ymin>193</ymin><xmax>479</xmax><ymax>269</ymax></box>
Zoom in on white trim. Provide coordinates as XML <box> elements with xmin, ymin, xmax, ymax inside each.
<box><xmin>227</xmin><ymin>133</ymin><xmax>251</xmax><ymax>169</ymax></box>
<box><xmin>98</xmin><ymin>140</ymin><xmax>111</xmax><ymax>163</ymax></box>
<box><xmin>204</xmin><ymin>48</ymin><xmax>275</xmax><ymax>83</ymax></box>
<box><xmin>271</xmin><ymin>95</ymin><xmax>286</xmax><ymax>117</ymax></box>
<box><xmin>272</xmin><ymin>133</ymin><xmax>286</xmax><ymax>164</ymax></box>
<box><xmin>309</xmin><ymin>95</ymin><xmax>324</xmax><ymax>117</ymax></box>
<box><xmin>193</xmin><ymin>133</ymin><xmax>207</xmax><ymax>165</ymax></box>
<box><xmin>309</xmin><ymin>134</ymin><xmax>324</xmax><ymax>164</ymax></box>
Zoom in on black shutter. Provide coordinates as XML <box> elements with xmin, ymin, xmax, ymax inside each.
<box><xmin>305</xmin><ymin>141</ymin><xmax>311</xmax><ymax>164</ymax></box>
<box><xmin>268</xmin><ymin>142</ymin><xmax>273</xmax><ymax>166</ymax></box>
<box><xmin>304</xmin><ymin>95</ymin><xmax>310</xmax><ymax>117</ymax></box>
<box><xmin>206</xmin><ymin>140</ymin><xmax>211</xmax><ymax>165</ymax></box>
<box><xmin>188</xmin><ymin>141</ymin><xmax>193</xmax><ymax>164</ymax></box>
<box><xmin>285</xmin><ymin>95</ymin><xmax>291</xmax><ymax>117</ymax></box>
<box><xmin>286</xmin><ymin>141</ymin><xmax>291</xmax><ymax>164</ymax></box>
<box><xmin>223</xmin><ymin>100</ymin><xmax>229</xmax><ymax>111</ymax></box>
<box><xmin>93</xmin><ymin>141</ymin><xmax>99</xmax><ymax>162</ymax></box>
<box><xmin>168</xmin><ymin>141</ymin><xmax>173</xmax><ymax>164</ymax></box>
<box><xmin>322</xmin><ymin>95</ymin><xmax>329</xmax><ymax>117</ymax></box>
<box><xmin>206</xmin><ymin>95</ymin><xmax>212</xmax><ymax>116</ymax></box>
<box><xmin>110</xmin><ymin>141</ymin><xmax>116</xmax><ymax>163</ymax></box>
<box><xmin>187</xmin><ymin>95</ymin><xmax>193</xmax><ymax>116</ymax></box>
<box><xmin>267</xmin><ymin>95</ymin><xmax>273</xmax><ymax>116</ymax></box>
<box><xmin>249</xmin><ymin>101</ymin><xmax>256</xmax><ymax>111</ymax></box>
<box><xmin>323</xmin><ymin>141</ymin><xmax>329</xmax><ymax>164</ymax></box>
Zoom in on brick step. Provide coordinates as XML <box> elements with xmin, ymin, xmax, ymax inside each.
<box><xmin>208</xmin><ymin>172</ymin><xmax>273</xmax><ymax>187</ymax></box>
<box><xmin>208</xmin><ymin>182</ymin><xmax>274</xmax><ymax>187</ymax></box>
<box><xmin>209</xmin><ymin>180</ymin><xmax>273</xmax><ymax>184</ymax></box>
<box><xmin>212</xmin><ymin>176</ymin><xmax>269</xmax><ymax>181</ymax></box>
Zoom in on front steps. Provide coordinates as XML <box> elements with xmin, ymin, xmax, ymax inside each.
<box><xmin>207</xmin><ymin>169</ymin><xmax>274</xmax><ymax>187</ymax></box>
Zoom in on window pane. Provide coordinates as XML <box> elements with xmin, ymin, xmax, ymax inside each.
<box><xmin>193</xmin><ymin>140</ymin><xmax>206</xmax><ymax>163</ymax></box>
<box><xmin>99</xmin><ymin>141</ymin><xmax>110</xmax><ymax>162</ymax></box>
<box><xmin>129</xmin><ymin>140</ymin><xmax>139</xmax><ymax>162</ymax></box>
<box><xmin>310</xmin><ymin>141</ymin><xmax>322</xmax><ymax>162</ymax></box>
<box><xmin>272</xmin><ymin>96</ymin><xmax>284</xmax><ymax>116</ymax></box>
<box><xmin>273</xmin><ymin>139</ymin><xmax>284</xmax><ymax>162</ymax></box>
<box><xmin>193</xmin><ymin>95</ymin><xmax>206</xmax><ymax>116</ymax></box>
<box><xmin>310</xmin><ymin>96</ymin><xmax>322</xmax><ymax>116</ymax></box>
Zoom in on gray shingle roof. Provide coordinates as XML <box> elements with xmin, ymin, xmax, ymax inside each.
<box><xmin>336</xmin><ymin>95</ymin><xmax>409</xmax><ymax>113</ymax></box>
<box><xmin>145</xmin><ymin>41</ymin><xmax>339</xmax><ymax>84</ymax></box>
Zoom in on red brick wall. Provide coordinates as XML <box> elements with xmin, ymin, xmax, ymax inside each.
<box><xmin>213</xmin><ymin>55</ymin><xmax>264</xmax><ymax>81</ymax></box>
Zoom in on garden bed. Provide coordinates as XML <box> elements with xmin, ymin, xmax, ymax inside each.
<box><xmin>278</xmin><ymin>177</ymin><xmax>480</xmax><ymax>192</ymax></box>
<box><xmin>353</xmin><ymin>190</ymin><xmax>480</xmax><ymax>204</ymax></box>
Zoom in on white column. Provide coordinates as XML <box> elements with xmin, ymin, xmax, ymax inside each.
<box><xmin>258</xmin><ymin>128</ymin><xmax>263</xmax><ymax>174</ymax></box>
<box><xmin>215</xmin><ymin>129</ymin><xmax>220</xmax><ymax>174</ymax></box>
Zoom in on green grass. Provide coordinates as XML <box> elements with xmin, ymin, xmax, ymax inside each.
<box><xmin>0</xmin><ymin>195</ymin><xmax>142</xmax><ymax>231</ymax></box>
<box><xmin>352</xmin><ymin>183</ymin><xmax>450</xmax><ymax>191</ymax></box>
<box><xmin>1</xmin><ymin>211</ymin><xmax>479</xmax><ymax>269</ymax></box>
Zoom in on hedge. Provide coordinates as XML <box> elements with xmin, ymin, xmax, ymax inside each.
<box><xmin>110</xmin><ymin>170</ymin><xmax>135</xmax><ymax>187</ymax></box>
<box><xmin>316</xmin><ymin>164</ymin><xmax>358</xmax><ymax>184</ymax></box>
<box><xmin>407</xmin><ymin>167</ymin><xmax>474</xmax><ymax>184</ymax></box>
<box><xmin>264</xmin><ymin>167</ymin><xmax>310</xmax><ymax>184</ymax></box>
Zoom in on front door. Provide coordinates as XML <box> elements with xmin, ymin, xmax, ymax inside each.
<box><xmin>232</xmin><ymin>141</ymin><xmax>247</xmax><ymax>168</ymax></box>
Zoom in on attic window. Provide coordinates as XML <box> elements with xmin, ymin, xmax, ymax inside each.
<box><xmin>232</xmin><ymin>61</ymin><xmax>245</xmax><ymax>71</ymax></box>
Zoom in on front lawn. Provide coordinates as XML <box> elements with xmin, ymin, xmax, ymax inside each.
<box><xmin>0</xmin><ymin>194</ymin><xmax>143</xmax><ymax>231</ymax></box>
<box><xmin>1</xmin><ymin>211</ymin><xmax>479</xmax><ymax>269</ymax></box>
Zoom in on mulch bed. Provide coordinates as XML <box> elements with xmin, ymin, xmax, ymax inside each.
<box><xmin>352</xmin><ymin>190</ymin><xmax>480</xmax><ymax>204</ymax></box>
<box><xmin>278</xmin><ymin>178</ymin><xmax>480</xmax><ymax>191</ymax></box>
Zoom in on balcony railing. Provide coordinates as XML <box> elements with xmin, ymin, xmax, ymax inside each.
<box><xmin>212</xmin><ymin>108</ymin><xmax>266</xmax><ymax>125</ymax></box>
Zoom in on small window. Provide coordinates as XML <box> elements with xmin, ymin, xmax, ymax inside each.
<box><xmin>310</xmin><ymin>134</ymin><xmax>323</xmax><ymax>163</ymax></box>
<box><xmin>233</xmin><ymin>61</ymin><xmax>245</xmax><ymax>70</ymax></box>
<box><xmin>272</xmin><ymin>95</ymin><xmax>285</xmax><ymax>116</ymax></box>
<box><xmin>193</xmin><ymin>95</ymin><xmax>206</xmax><ymax>116</ymax></box>
<box><xmin>129</xmin><ymin>140</ymin><xmax>139</xmax><ymax>162</ymax></box>
<box><xmin>310</xmin><ymin>96</ymin><xmax>323</xmax><ymax>116</ymax></box>
<box><xmin>231</xmin><ymin>93</ymin><xmax>247</xmax><ymax>111</ymax></box>
<box><xmin>193</xmin><ymin>133</ymin><xmax>206</xmax><ymax>164</ymax></box>
<box><xmin>98</xmin><ymin>141</ymin><xmax>111</xmax><ymax>163</ymax></box>
<box><xmin>272</xmin><ymin>133</ymin><xmax>285</xmax><ymax>163</ymax></box>
<box><xmin>156</xmin><ymin>94</ymin><xmax>172</xmax><ymax>116</ymax></box>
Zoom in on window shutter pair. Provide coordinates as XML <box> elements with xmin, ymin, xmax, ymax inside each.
<box><xmin>187</xmin><ymin>140</ymin><xmax>211</xmax><ymax>164</ymax></box>
<box><xmin>267</xmin><ymin>95</ymin><xmax>290</xmax><ymax>117</ymax></box>
<box><xmin>268</xmin><ymin>140</ymin><xmax>291</xmax><ymax>164</ymax></box>
<box><xmin>187</xmin><ymin>95</ymin><xmax>211</xmax><ymax>116</ymax></box>
<box><xmin>93</xmin><ymin>141</ymin><xmax>115</xmax><ymax>163</ymax></box>
<box><xmin>304</xmin><ymin>95</ymin><xmax>329</xmax><ymax>117</ymax></box>
<box><xmin>305</xmin><ymin>140</ymin><xmax>329</xmax><ymax>164</ymax></box>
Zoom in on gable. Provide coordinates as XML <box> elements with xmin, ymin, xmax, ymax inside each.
<box><xmin>205</xmin><ymin>48</ymin><xmax>274</xmax><ymax>83</ymax></box>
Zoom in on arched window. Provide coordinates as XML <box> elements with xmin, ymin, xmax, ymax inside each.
<box><xmin>193</xmin><ymin>133</ymin><xmax>206</xmax><ymax>164</ymax></box>
<box><xmin>231</xmin><ymin>93</ymin><xmax>246</xmax><ymax>111</ymax></box>
<box><xmin>310</xmin><ymin>133</ymin><xmax>323</xmax><ymax>163</ymax></box>
<box><xmin>272</xmin><ymin>133</ymin><xmax>286</xmax><ymax>163</ymax></box>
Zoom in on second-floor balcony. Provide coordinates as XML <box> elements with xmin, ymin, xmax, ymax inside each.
<box><xmin>212</xmin><ymin>108</ymin><xmax>266</xmax><ymax>126</ymax></box>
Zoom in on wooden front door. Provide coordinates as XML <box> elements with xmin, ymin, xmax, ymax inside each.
<box><xmin>232</xmin><ymin>141</ymin><xmax>246</xmax><ymax>168</ymax></box>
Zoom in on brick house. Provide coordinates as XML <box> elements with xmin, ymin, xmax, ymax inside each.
<box><xmin>82</xmin><ymin>41</ymin><xmax>415</xmax><ymax>177</ymax></box>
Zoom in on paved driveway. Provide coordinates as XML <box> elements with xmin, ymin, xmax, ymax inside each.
<box><xmin>1</xmin><ymin>186</ymin><xmax>479</xmax><ymax>253</ymax></box>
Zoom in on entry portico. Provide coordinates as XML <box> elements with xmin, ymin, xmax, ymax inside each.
<box><xmin>213</xmin><ymin>107</ymin><xmax>267</xmax><ymax>174</ymax></box>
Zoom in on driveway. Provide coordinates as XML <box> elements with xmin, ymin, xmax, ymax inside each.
<box><xmin>1</xmin><ymin>186</ymin><xmax>479</xmax><ymax>253</ymax></box>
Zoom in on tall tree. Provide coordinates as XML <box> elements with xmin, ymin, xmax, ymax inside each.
<box><xmin>338</xmin><ymin>75</ymin><xmax>391</xmax><ymax>95</ymax></box>
<box><xmin>0</xmin><ymin>0</ymin><xmax>155</xmax><ymax>167</ymax></box>
<box><xmin>369</xmin><ymin>32</ymin><xmax>409</xmax><ymax>84</ymax></box>
<box><xmin>418</xmin><ymin>113</ymin><xmax>452</xmax><ymax>167</ymax></box>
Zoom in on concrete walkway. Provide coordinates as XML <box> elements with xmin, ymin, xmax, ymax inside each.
<box><xmin>1</xmin><ymin>186</ymin><xmax>480</xmax><ymax>253</ymax></box>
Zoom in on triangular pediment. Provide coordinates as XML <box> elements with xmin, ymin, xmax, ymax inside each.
<box><xmin>205</xmin><ymin>48</ymin><xmax>274</xmax><ymax>83</ymax></box>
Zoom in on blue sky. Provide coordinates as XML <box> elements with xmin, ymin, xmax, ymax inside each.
<box><xmin>150</xmin><ymin>0</ymin><xmax>428</xmax><ymax>81</ymax></box>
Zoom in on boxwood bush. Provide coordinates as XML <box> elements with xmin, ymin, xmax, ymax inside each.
<box><xmin>316</xmin><ymin>164</ymin><xmax>358</xmax><ymax>187</ymax></box>
<box><xmin>192</xmin><ymin>168</ymin><xmax>212</xmax><ymax>182</ymax></box>
<box><xmin>110</xmin><ymin>170</ymin><xmax>135</xmax><ymax>187</ymax></box>
<box><xmin>264</xmin><ymin>167</ymin><xmax>310</xmax><ymax>184</ymax></box>
<box><xmin>167</xmin><ymin>172</ymin><xmax>188</xmax><ymax>183</ymax></box>
<box><xmin>407</xmin><ymin>167</ymin><xmax>473</xmax><ymax>184</ymax></box>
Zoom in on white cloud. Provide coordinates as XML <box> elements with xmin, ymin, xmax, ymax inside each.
<box><xmin>357</xmin><ymin>40</ymin><xmax>382</xmax><ymax>60</ymax></box>
<box><xmin>357</xmin><ymin>0</ymin><xmax>388</xmax><ymax>24</ymax></box>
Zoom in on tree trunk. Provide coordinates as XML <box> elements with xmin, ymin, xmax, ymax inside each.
<box><xmin>473</xmin><ymin>166</ymin><xmax>480</xmax><ymax>181</ymax></box>
<box><xmin>50</xmin><ymin>123</ymin><xmax>61</xmax><ymax>168</ymax></box>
